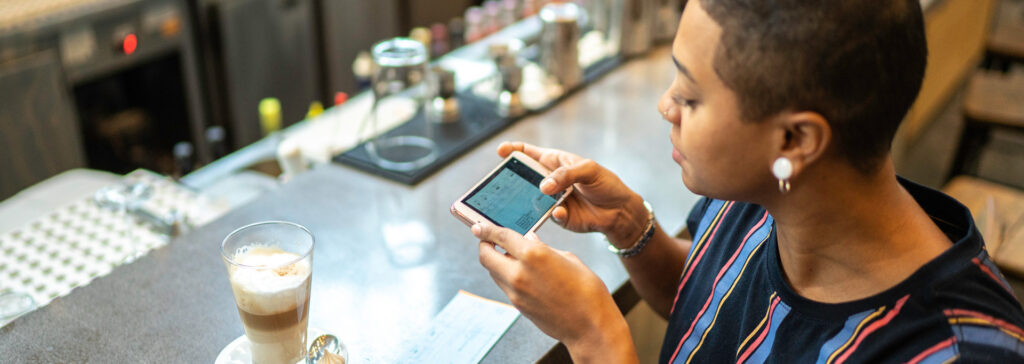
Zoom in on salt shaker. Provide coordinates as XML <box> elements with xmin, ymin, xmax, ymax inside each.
<box><xmin>496</xmin><ymin>54</ymin><xmax>525</xmax><ymax>118</ymax></box>
<box><xmin>429</xmin><ymin>66</ymin><xmax>460</xmax><ymax>124</ymax></box>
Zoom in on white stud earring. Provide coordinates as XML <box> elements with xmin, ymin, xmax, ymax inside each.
<box><xmin>772</xmin><ymin>157</ymin><xmax>793</xmax><ymax>194</ymax></box>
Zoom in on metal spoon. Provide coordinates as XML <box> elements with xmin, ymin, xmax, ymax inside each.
<box><xmin>307</xmin><ymin>334</ymin><xmax>348</xmax><ymax>364</ymax></box>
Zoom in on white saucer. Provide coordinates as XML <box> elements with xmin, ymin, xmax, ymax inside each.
<box><xmin>215</xmin><ymin>327</ymin><xmax>337</xmax><ymax>364</ymax></box>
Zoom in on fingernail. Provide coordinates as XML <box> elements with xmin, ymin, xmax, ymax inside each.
<box><xmin>541</xmin><ymin>178</ymin><xmax>554</xmax><ymax>190</ymax></box>
<box><xmin>472</xmin><ymin>224</ymin><xmax>482</xmax><ymax>235</ymax></box>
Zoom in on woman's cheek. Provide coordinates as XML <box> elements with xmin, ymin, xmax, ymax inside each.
<box><xmin>679</xmin><ymin>114</ymin><xmax>702</xmax><ymax>156</ymax></box>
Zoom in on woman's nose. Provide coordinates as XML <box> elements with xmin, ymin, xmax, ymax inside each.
<box><xmin>657</xmin><ymin>96</ymin><xmax>673</xmax><ymax>123</ymax></box>
<box><xmin>658</xmin><ymin>99</ymin><xmax>677</xmax><ymax>125</ymax></box>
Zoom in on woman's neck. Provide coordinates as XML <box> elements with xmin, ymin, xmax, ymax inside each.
<box><xmin>762</xmin><ymin>159</ymin><xmax>952</xmax><ymax>303</ymax></box>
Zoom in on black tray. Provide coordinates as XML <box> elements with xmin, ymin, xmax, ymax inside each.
<box><xmin>333</xmin><ymin>55</ymin><xmax>623</xmax><ymax>185</ymax></box>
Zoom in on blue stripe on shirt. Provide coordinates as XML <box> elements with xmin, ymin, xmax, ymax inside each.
<box><xmin>673</xmin><ymin>215</ymin><xmax>773</xmax><ymax>363</ymax></box>
<box><xmin>693</xmin><ymin>200</ymin><xmax>726</xmax><ymax>245</ymax></box>
<box><xmin>952</xmin><ymin>325</ymin><xmax>1024</xmax><ymax>358</ymax></box>
<box><xmin>814</xmin><ymin>309</ymin><xmax>876</xmax><ymax>363</ymax></box>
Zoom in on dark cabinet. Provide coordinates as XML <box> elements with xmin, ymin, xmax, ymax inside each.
<box><xmin>0</xmin><ymin>50</ymin><xmax>86</xmax><ymax>200</ymax></box>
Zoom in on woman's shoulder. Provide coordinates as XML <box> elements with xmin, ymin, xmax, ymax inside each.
<box><xmin>896</xmin><ymin>248</ymin><xmax>1024</xmax><ymax>362</ymax></box>
<box><xmin>826</xmin><ymin>256</ymin><xmax>1024</xmax><ymax>363</ymax></box>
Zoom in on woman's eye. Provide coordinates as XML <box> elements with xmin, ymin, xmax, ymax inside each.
<box><xmin>672</xmin><ymin>93</ymin><xmax>699</xmax><ymax>109</ymax></box>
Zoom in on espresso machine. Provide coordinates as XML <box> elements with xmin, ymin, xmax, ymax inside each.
<box><xmin>0</xmin><ymin>0</ymin><xmax>209</xmax><ymax>200</ymax></box>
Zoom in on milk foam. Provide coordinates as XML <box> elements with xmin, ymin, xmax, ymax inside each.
<box><xmin>229</xmin><ymin>246</ymin><xmax>311</xmax><ymax>315</ymax></box>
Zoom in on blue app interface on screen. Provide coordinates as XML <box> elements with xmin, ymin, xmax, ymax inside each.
<box><xmin>464</xmin><ymin>159</ymin><xmax>560</xmax><ymax>235</ymax></box>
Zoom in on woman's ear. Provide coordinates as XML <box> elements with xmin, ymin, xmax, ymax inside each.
<box><xmin>775</xmin><ymin>111</ymin><xmax>831</xmax><ymax>178</ymax></box>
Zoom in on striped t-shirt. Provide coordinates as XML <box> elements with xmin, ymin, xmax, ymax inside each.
<box><xmin>659</xmin><ymin>178</ymin><xmax>1024</xmax><ymax>363</ymax></box>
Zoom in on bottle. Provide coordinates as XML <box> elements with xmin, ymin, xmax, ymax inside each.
<box><xmin>334</xmin><ymin>92</ymin><xmax>349</xmax><ymax>106</ymax></box>
<box><xmin>352</xmin><ymin>50</ymin><xmax>374</xmax><ymax>91</ymax></box>
<box><xmin>173</xmin><ymin>141</ymin><xmax>194</xmax><ymax>178</ymax></box>
<box><xmin>205</xmin><ymin>126</ymin><xmax>227</xmax><ymax>159</ymax></box>
<box><xmin>522</xmin><ymin>0</ymin><xmax>540</xmax><ymax>17</ymax></box>
<box><xmin>524</xmin><ymin>0</ymin><xmax>540</xmax><ymax>16</ymax></box>
<box><xmin>306</xmin><ymin>101</ymin><xmax>324</xmax><ymax>119</ymax></box>
<box><xmin>430</xmin><ymin>23</ymin><xmax>450</xmax><ymax>58</ymax></box>
<box><xmin>448</xmin><ymin>17</ymin><xmax>466</xmax><ymax>49</ymax></box>
<box><xmin>464</xmin><ymin>7</ymin><xmax>485</xmax><ymax>43</ymax></box>
<box><xmin>503</xmin><ymin>0</ymin><xmax>523</xmax><ymax>21</ymax></box>
<box><xmin>409</xmin><ymin>27</ymin><xmax>432</xmax><ymax>54</ymax></box>
<box><xmin>483</xmin><ymin>0</ymin><xmax>503</xmax><ymax>34</ymax></box>
<box><xmin>620</xmin><ymin>0</ymin><xmax>655</xmax><ymax>56</ymax></box>
<box><xmin>655</xmin><ymin>0</ymin><xmax>680</xmax><ymax>42</ymax></box>
<box><xmin>258</xmin><ymin>98</ymin><xmax>282</xmax><ymax>137</ymax></box>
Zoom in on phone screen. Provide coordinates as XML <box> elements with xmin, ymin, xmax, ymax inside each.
<box><xmin>463</xmin><ymin>158</ymin><xmax>564</xmax><ymax>235</ymax></box>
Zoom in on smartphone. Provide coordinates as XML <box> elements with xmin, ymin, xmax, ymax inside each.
<box><xmin>451</xmin><ymin>151</ymin><xmax>573</xmax><ymax>235</ymax></box>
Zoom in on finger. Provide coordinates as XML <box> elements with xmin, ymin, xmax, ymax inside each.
<box><xmin>497</xmin><ymin>141</ymin><xmax>549</xmax><ymax>162</ymax></box>
<box><xmin>479</xmin><ymin>242</ymin><xmax>517</xmax><ymax>279</ymax></box>
<box><xmin>496</xmin><ymin>141</ymin><xmax>523</xmax><ymax>158</ymax></box>
<box><xmin>551</xmin><ymin>205</ymin><xmax>569</xmax><ymax>224</ymax></box>
<box><xmin>541</xmin><ymin>159</ymin><xmax>602</xmax><ymax>195</ymax></box>
<box><xmin>524</xmin><ymin>232</ymin><xmax>540</xmax><ymax>241</ymax></box>
<box><xmin>556</xmin><ymin>196</ymin><xmax>596</xmax><ymax>232</ymax></box>
<box><xmin>488</xmin><ymin>271</ymin><xmax>519</xmax><ymax>306</ymax></box>
<box><xmin>473</xmin><ymin>222</ymin><xmax>535</xmax><ymax>258</ymax></box>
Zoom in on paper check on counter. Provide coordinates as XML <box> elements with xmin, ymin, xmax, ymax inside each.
<box><xmin>396</xmin><ymin>290</ymin><xmax>520</xmax><ymax>363</ymax></box>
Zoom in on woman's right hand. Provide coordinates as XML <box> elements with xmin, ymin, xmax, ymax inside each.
<box><xmin>497</xmin><ymin>142</ymin><xmax>649</xmax><ymax>247</ymax></box>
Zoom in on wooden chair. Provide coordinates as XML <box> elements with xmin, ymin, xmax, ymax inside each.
<box><xmin>947</xmin><ymin>71</ymin><xmax>1024</xmax><ymax>181</ymax></box>
<box><xmin>943</xmin><ymin>176</ymin><xmax>1024</xmax><ymax>277</ymax></box>
<box><xmin>983</xmin><ymin>23</ymin><xmax>1024</xmax><ymax>72</ymax></box>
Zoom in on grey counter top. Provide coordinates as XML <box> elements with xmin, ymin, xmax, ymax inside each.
<box><xmin>0</xmin><ymin>47</ymin><xmax>701</xmax><ymax>363</ymax></box>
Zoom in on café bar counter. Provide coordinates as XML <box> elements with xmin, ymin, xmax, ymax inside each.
<box><xmin>0</xmin><ymin>0</ymin><xmax>998</xmax><ymax>359</ymax></box>
<box><xmin>0</xmin><ymin>47</ymin><xmax>701</xmax><ymax>363</ymax></box>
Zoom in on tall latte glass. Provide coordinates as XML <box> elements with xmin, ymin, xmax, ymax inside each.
<box><xmin>221</xmin><ymin>221</ymin><xmax>314</xmax><ymax>364</ymax></box>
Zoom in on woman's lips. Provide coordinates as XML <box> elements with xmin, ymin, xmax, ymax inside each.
<box><xmin>672</xmin><ymin>147</ymin><xmax>684</xmax><ymax>164</ymax></box>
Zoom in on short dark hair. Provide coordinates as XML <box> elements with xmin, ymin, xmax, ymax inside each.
<box><xmin>698</xmin><ymin>0</ymin><xmax>928</xmax><ymax>172</ymax></box>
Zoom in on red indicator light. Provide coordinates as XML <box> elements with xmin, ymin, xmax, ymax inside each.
<box><xmin>123</xmin><ymin>34</ymin><xmax>138</xmax><ymax>55</ymax></box>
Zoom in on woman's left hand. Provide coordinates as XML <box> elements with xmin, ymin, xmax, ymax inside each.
<box><xmin>473</xmin><ymin>222</ymin><xmax>637</xmax><ymax>363</ymax></box>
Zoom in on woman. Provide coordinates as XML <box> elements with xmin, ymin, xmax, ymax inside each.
<box><xmin>470</xmin><ymin>0</ymin><xmax>1024</xmax><ymax>362</ymax></box>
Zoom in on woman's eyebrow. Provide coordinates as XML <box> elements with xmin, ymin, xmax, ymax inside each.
<box><xmin>672</xmin><ymin>54</ymin><xmax>699</xmax><ymax>86</ymax></box>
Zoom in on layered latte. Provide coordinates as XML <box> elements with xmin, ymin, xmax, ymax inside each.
<box><xmin>228</xmin><ymin>246</ymin><xmax>311</xmax><ymax>364</ymax></box>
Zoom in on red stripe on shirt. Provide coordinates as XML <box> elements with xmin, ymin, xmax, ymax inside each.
<box><xmin>944</xmin><ymin>308</ymin><xmax>1024</xmax><ymax>337</ymax></box>
<box><xmin>834</xmin><ymin>295</ymin><xmax>910</xmax><ymax>364</ymax></box>
<box><xmin>971</xmin><ymin>257</ymin><xmax>1013</xmax><ymax>293</ymax></box>
<box><xmin>906</xmin><ymin>337</ymin><xmax>956</xmax><ymax>364</ymax></box>
<box><xmin>736</xmin><ymin>295</ymin><xmax>782</xmax><ymax>364</ymax></box>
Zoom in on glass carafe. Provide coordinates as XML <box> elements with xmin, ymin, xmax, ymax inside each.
<box><xmin>364</xmin><ymin>38</ymin><xmax>438</xmax><ymax>172</ymax></box>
